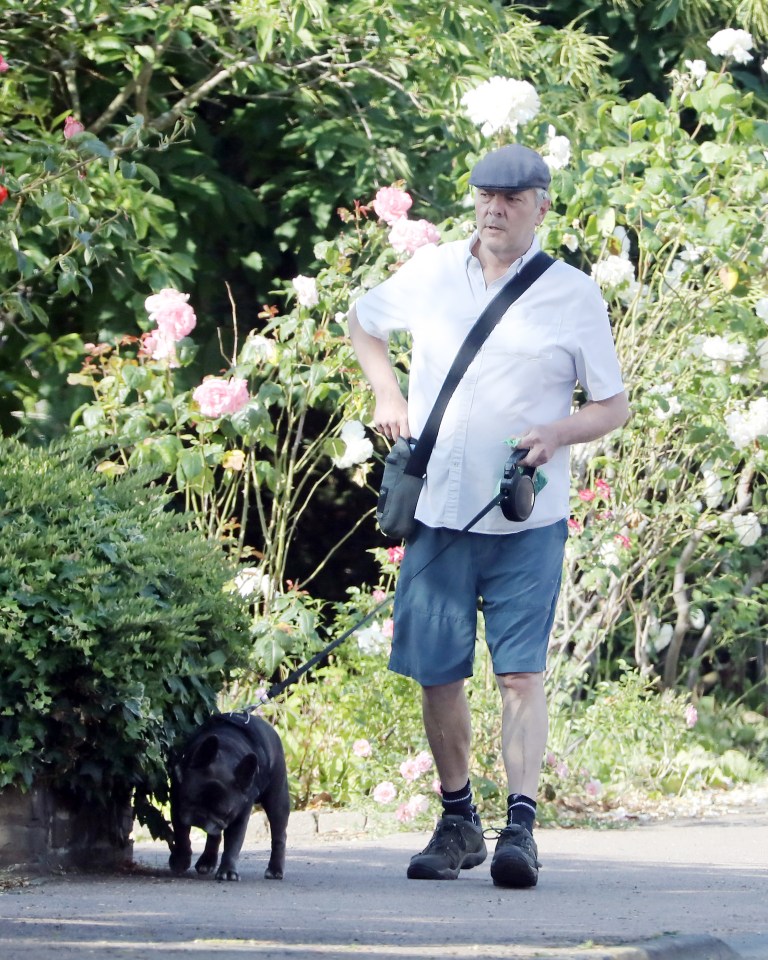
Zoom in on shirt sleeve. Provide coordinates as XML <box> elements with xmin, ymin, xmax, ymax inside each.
<box><xmin>352</xmin><ymin>245</ymin><xmax>439</xmax><ymax>340</ymax></box>
<box><xmin>568</xmin><ymin>273</ymin><xmax>625</xmax><ymax>401</ymax></box>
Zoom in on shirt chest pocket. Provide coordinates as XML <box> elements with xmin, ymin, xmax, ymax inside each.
<box><xmin>489</xmin><ymin>315</ymin><xmax>559</xmax><ymax>361</ymax></box>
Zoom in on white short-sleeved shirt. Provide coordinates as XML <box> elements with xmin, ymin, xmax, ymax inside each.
<box><xmin>354</xmin><ymin>234</ymin><xmax>625</xmax><ymax>533</ymax></box>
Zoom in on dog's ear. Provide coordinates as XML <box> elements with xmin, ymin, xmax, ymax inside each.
<box><xmin>189</xmin><ymin>735</ymin><xmax>220</xmax><ymax>769</ymax></box>
<box><xmin>234</xmin><ymin>753</ymin><xmax>258</xmax><ymax>792</ymax></box>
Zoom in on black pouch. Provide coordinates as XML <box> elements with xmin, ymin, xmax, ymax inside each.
<box><xmin>376</xmin><ymin>436</ymin><xmax>424</xmax><ymax>541</ymax></box>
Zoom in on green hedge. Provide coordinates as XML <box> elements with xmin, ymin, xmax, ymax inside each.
<box><xmin>0</xmin><ymin>436</ymin><xmax>251</xmax><ymax>836</ymax></box>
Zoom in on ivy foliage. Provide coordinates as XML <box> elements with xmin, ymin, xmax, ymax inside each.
<box><xmin>0</xmin><ymin>435</ymin><xmax>251</xmax><ymax>833</ymax></box>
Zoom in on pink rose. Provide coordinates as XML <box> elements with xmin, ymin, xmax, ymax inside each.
<box><xmin>372</xmin><ymin>781</ymin><xmax>397</xmax><ymax>804</ymax></box>
<box><xmin>585</xmin><ymin>778</ymin><xmax>603</xmax><ymax>797</ymax></box>
<box><xmin>578</xmin><ymin>489</ymin><xmax>596</xmax><ymax>502</ymax></box>
<box><xmin>372</xmin><ymin>589</ymin><xmax>387</xmax><ymax>603</ymax></box>
<box><xmin>407</xmin><ymin>794</ymin><xmax>430</xmax><ymax>816</ymax></box>
<box><xmin>596</xmin><ymin>478</ymin><xmax>612</xmax><ymax>498</ymax></box>
<box><xmin>614</xmin><ymin>533</ymin><xmax>631</xmax><ymax>549</ymax></box>
<box><xmin>567</xmin><ymin>518</ymin><xmax>583</xmax><ymax>534</ymax></box>
<box><xmin>193</xmin><ymin>377</ymin><xmax>250</xmax><ymax>418</ymax></box>
<box><xmin>63</xmin><ymin>116</ymin><xmax>85</xmax><ymax>139</ymax></box>
<box><xmin>0</xmin><ymin>55</ymin><xmax>10</xmax><ymax>73</ymax></box>
<box><xmin>399</xmin><ymin>758</ymin><xmax>420</xmax><ymax>782</ymax></box>
<box><xmin>141</xmin><ymin>329</ymin><xmax>179</xmax><ymax>367</ymax></box>
<box><xmin>144</xmin><ymin>288</ymin><xmax>196</xmax><ymax>340</ymax></box>
<box><xmin>386</xmin><ymin>545</ymin><xmax>405</xmax><ymax>564</ymax></box>
<box><xmin>685</xmin><ymin>704</ymin><xmax>698</xmax><ymax>728</ymax></box>
<box><xmin>413</xmin><ymin>750</ymin><xmax>433</xmax><ymax>774</ymax></box>
<box><xmin>382</xmin><ymin>618</ymin><xmax>394</xmax><ymax>638</ymax></box>
<box><xmin>372</xmin><ymin>186</ymin><xmax>413</xmax><ymax>225</ymax></box>
<box><xmin>388</xmin><ymin>218</ymin><xmax>440</xmax><ymax>255</ymax></box>
<box><xmin>395</xmin><ymin>802</ymin><xmax>416</xmax><ymax>823</ymax></box>
<box><xmin>352</xmin><ymin>739</ymin><xmax>372</xmax><ymax>758</ymax></box>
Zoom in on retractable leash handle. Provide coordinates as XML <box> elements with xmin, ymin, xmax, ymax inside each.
<box><xmin>406</xmin><ymin>448</ymin><xmax>537</xmax><ymax>579</ymax></box>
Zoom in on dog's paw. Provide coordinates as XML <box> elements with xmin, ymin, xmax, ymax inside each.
<box><xmin>215</xmin><ymin>867</ymin><xmax>240</xmax><ymax>881</ymax></box>
<box><xmin>168</xmin><ymin>852</ymin><xmax>191</xmax><ymax>875</ymax></box>
<box><xmin>194</xmin><ymin>857</ymin><xmax>218</xmax><ymax>876</ymax></box>
<box><xmin>264</xmin><ymin>865</ymin><xmax>284</xmax><ymax>880</ymax></box>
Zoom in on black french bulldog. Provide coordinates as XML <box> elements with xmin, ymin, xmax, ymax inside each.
<box><xmin>168</xmin><ymin>712</ymin><xmax>290</xmax><ymax>881</ymax></box>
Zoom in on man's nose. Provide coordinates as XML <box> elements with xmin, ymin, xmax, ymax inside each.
<box><xmin>488</xmin><ymin>194</ymin><xmax>505</xmax><ymax>215</ymax></box>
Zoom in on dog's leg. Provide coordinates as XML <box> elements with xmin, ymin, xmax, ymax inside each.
<box><xmin>168</xmin><ymin>821</ymin><xmax>193</xmax><ymax>875</ymax></box>
<box><xmin>215</xmin><ymin>808</ymin><xmax>250</xmax><ymax>881</ymax></box>
<box><xmin>195</xmin><ymin>833</ymin><xmax>222</xmax><ymax>875</ymax></box>
<box><xmin>260</xmin><ymin>775</ymin><xmax>290</xmax><ymax>880</ymax></box>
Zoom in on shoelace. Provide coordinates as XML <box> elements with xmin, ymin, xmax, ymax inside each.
<box><xmin>483</xmin><ymin>824</ymin><xmax>541</xmax><ymax>864</ymax></box>
<box><xmin>483</xmin><ymin>824</ymin><xmax>510</xmax><ymax>841</ymax></box>
<box><xmin>420</xmin><ymin>819</ymin><xmax>473</xmax><ymax>856</ymax></box>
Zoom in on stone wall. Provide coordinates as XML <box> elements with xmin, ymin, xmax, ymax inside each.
<box><xmin>0</xmin><ymin>783</ymin><xmax>133</xmax><ymax>873</ymax></box>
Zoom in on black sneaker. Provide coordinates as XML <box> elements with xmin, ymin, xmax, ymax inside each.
<box><xmin>488</xmin><ymin>823</ymin><xmax>541</xmax><ymax>888</ymax></box>
<box><xmin>407</xmin><ymin>815</ymin><xmax>487</xmax><ymax>880</ymax></box>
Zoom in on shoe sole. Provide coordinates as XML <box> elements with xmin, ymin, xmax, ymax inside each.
<box><xmin>407</xmin><ymin>849</ymin><xmax>487</xmax><ymax>881</ymax></box>
<box><xmin>490</xmin><ymin>851</ymin><xmax>539</xmax><ymax>888</ymax></box>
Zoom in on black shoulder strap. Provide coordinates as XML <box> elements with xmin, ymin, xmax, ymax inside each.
<box><xmin>404</xmin><ymin>250</ymin><xmax>555</xmax><ymax>478</ymax></box>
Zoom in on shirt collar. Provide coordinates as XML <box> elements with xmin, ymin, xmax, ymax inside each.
<box><xmin>464</xmin><ymin>232</ymin><xmax>541</xmax><ymax>280</ymax></box>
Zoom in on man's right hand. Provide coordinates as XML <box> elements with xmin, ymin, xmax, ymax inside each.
<box><xmin>349</xmin><ymin>307</ymin><xmax>411</xmax><ymax>441</ymax></box>
<box><xmin>374</xmin><ymin>390</ymin><xmax>410</xmax><ymax>442</ymax></box>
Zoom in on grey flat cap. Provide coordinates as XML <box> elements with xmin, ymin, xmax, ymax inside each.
<box><xmin>469</xmin><ymin>144</ymin><xmax>551</xmax><ymax>191</ymax></box>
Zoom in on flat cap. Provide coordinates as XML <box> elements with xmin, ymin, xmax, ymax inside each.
<box><xmin>469</xmin><ymin>144</ymin><xmax>550</xmax><ymax>192</ymax></box>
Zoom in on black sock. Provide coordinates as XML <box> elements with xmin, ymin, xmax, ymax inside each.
<box><xmin>441</xmin><ymin>780</ymin><xmax>479</xmax><ymax>825</ymax></box>
<box><xmin>507</xmin><ymin>793</ymin><xmax>537</xmax><ymax>833</ymax></box>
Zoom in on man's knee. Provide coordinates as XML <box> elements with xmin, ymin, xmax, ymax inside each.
<box><xmin>496</xmin><ymin>671</ymin><xmax>544</xmax><ymax>696</ymax></box>
<box><xmin>422</xmin><ymin>678</ymin><xmax>466</xmax><ymax>703</ymax></box>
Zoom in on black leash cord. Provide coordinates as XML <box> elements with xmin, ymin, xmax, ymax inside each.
<box><xmin>252</xmin><ymin>594</ymin><xmax>394</xmax><ymax>705</ymax></box>
<box><xmin>405</xmin><ymin>493</ymin><xmax>501</xmax><ymax>580</ymax></box>
<box><xmin>243</xmin><ymin>491</ymin><xmax>502</xmax><ymax>709</ymax></box>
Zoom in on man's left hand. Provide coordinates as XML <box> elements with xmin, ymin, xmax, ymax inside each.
<box><xmin>517</xmin><ymin>424</ymin><xmax>560</xmax><ymax>467</ymax></box>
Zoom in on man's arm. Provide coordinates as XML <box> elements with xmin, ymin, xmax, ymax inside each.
<box><xmin>348</xmin><ymin>305</ymin><xmax>411</xmax><ymax>441</ymax></box>
<box><xmin>518</xmin><ymin>391</ymin><xmax>630</xmax><ymax>467</ymax></box>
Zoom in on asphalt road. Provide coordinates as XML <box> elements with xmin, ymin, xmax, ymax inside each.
<box><xmin>1</xmin><ymin>807</ymin><xmax>766</xmax><ymax>960</ymax></box>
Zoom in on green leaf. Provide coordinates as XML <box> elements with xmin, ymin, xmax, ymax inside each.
<box><xmin>76</xmin><ymin>136</ymin><xmax>114</xmax><ymax>159</ymax></box>
<box><xmin>135</xmin><ymin>164</ymin><xmax>160</xmax><ymax>189</ymax></box>
<box><xmin>134</xmin><ymin>44</ymin><xmax>156</xmax><ymax>63</ymax></box>
<box><xmin>122</xmin><ymin>364</ymin><xmax>153</xmax><ymax>392</ymax></box>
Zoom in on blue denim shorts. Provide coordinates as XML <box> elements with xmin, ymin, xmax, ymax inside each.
<box><xmin>389</xmin><ymin>520</ymin><xmax>567</xmax><ymax>686</ymax></box>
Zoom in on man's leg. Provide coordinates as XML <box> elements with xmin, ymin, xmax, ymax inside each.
<box><xmin>490</xmin><ymin>670</ymin><xmax>547</xmax><ymax>888</ymax></box>
<box><xmin>406</xmin><ymin>679</ymin><xmax>487</xmax><ymax>880</ymax></box>
<box><xmin>497</xmin><ymin>671</ymin><xmax>548</xmax><ymax>800</ymax></box>
<box><xmin>389</xmin><ymin>524</ymin><xmax>486</xmax><ymax>880</ymax></box>
<box><xmin>421</xmin><ymin>679</ymin><xmax>471</xmax><ymax>793</ymax></box>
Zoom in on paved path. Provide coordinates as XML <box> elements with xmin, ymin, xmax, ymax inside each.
<box><xmin>1</xmin><ymin>808</ymin><xmax>766</xmax><ymax>960</ymax></box>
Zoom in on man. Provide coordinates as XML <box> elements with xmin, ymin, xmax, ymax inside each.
<box><xmin>348</xmin><ymin>144</ymin><xmax>629</xmax><ymax>887</ymax></box>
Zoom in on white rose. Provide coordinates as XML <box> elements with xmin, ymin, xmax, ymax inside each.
<box><xmin>292</xmin><ymin>274</ymin><xmax>319</xmax><ymax>308</ymax></box>
<box><xmin>732</xmin><ymin>513</ymin><xmax>762</xmax><ymax>547</ymax></box>
<box><xmin>707</xmin><ymin>28</ymin><xmax>754</xmax><ymax>64</ymax></box>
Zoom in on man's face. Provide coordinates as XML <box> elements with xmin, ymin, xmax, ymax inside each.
<box><xmin>473</xmin><ymin>187</ymin><xmax>550</xmax><ymax>264</ymax></box>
